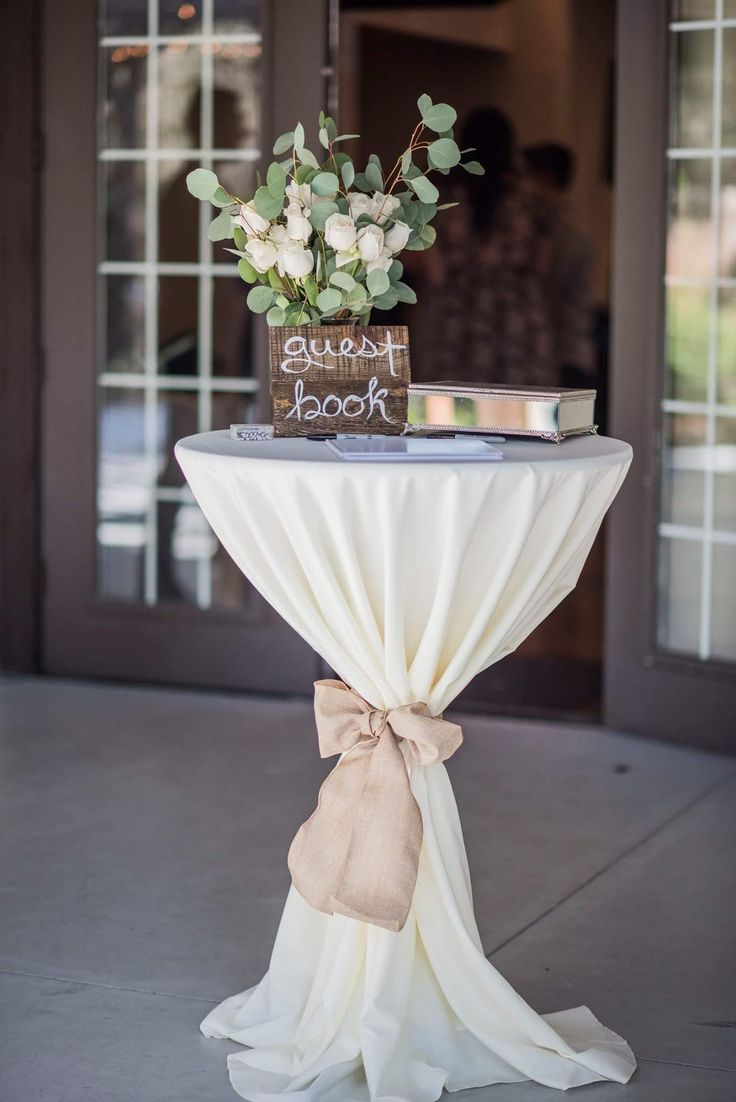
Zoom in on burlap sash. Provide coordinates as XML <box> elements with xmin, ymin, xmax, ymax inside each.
<box><xmin>287</xmin><ymin>679</ymin><xmax>463</xmax><ymax>932</ymax></box>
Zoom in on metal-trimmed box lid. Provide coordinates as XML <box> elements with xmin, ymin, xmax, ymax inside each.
<box><xmin>407</xmin><ymin>381</ymin><xmax>597</xmax><ymax>443</ymax></box>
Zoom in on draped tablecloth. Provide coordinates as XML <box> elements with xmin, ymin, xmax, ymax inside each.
<box><xmin>176</xmin><ymin>431</ymin><xmax>636</xmax><ymax>1102</ymax></box>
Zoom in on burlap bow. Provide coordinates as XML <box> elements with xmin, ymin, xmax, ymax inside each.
<box><xmin>288</xmin><ymin>679</ymin><xmax>463</xmax><ymax>932</ymax></box>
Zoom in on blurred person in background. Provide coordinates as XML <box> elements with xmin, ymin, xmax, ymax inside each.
<box><xmin>523</xmin><ymin>143</ymin><xmax>596</xmax><ymax>390</ymax></box>
<box><xmin>412</xmin><ymin>107</ymin><xmax>555</xmax><ymax>386</ymax></box>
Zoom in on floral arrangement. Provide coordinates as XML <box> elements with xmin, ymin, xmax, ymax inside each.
<box><xmin>186</xmin><ymin>94</ymin><xmax>483</xmax><ymax>326</ymax></box>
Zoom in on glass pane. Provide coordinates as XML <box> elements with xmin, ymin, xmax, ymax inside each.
<box><xmin>714</xmin><ymin>417</ymin><xmax>736</xmax><ymax>532</ymax></box>
<box><xmin>159</xmin><ymin>43</ymin><xmax>200</xmax><ymax>148</ymax></box>
<box><xmin>103</xmin><ymin>161</ymin><xmax>145</xmax><ymax>261</ymax></box>
<box><xmin>158</xmin><ymin>277</ymin><xmax>198</xmax><ymax>374</ymax></box>
<box><xmin>723</xmin><ymin>0</ymin><xmax>736</xmax><ymax>17</ymax></box>
<box><xmin>666</xmin><ymin>158</ymin><xmax>712</xmax><ymax>278</ymax></box>
<box><xmin>159</xmin><ymin>159</ymin><xmax>199</xmax><ymax>262</ymax></box>
<box><xmin>670</xmin><ymin>0</ymin><xmax>714</xmax><ymax>17</ymax></box>
<box><xmin>96</xmin><ymin>1</ymin><xmax>262</xmax><ymax>611</ymax></box>
<box><xmin>719</xmin><ymin>157</ymin><xmax>736</xmax><ymax>278</ymax></box>
<box><xmin>213</xmin><ymin>48</ymin><xmax>261</xmax><ymax>149</ymax></box>
<box><xmin>661</xmin><ymin>414</ymin><xmax>707</xmax><ymax>527</ymax></box>
<box><xmin>665</xmin><ymin>285</ymin><xmax>710</xmax><ymax>400</ymax></box>
<box><xmin>159</xmin><ymin>0</ymin><xmax>202</xmax><ymax>34</ymax></box>
<box><xmin>214</xmin><ymin>0</ymin><xmax>262</xmax><ymax>33</ymax></box>
<box><xmin>157</xmin><ymin>501</ymin><xmax>210</xmax><ymax>604</ymax></box>
<box><xmin>103</xmin><ymin>276</ymin><xmax>146</xmax><ymax>373</ymax></box>
<box><xmin>157</xmin><ymin>390</ymin><xmax>198</xmax><ymax>483</ymax></box>
<box><xmin>101</xmin><ymin>47</ymin><xmax>147</xmax><ymax>149</ymax></box>
<box><xmin>101</xmin><ymin>0</ymin><xmax>148</xmax><ymax>35</ymax></box>
<box><xmin>657</xmin><ymin>538</ymin><xmax>703</xmax><ymax>654</ymax></box>
<box><xmin>711</xmin><ymin>544</ymin><xmax>736</xmax><ymax>660</ymax></box>
<box><xmin>670</xmin><ymin>31</ymin><xmax>714</xmax><ymax>148</ymax></box>
<box><xmin>722</xmin><ymin>31</ymin><xmax>736</xmax><ymax>147</ymax></box>
<box><xmin>718</xmin><ymin>289</ymin><xmax>736</xmax><ymax>403</ymax></box>
<box><xmin>212</xmin><ymin>278</ymin><xmax>253</xmax><ymax>377</ymax></box>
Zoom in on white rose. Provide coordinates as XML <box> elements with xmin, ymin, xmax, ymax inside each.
<box><xmin>366</xmin><ymin>250</ymin><xmax>393</xmax><ymax>274</ymax></box>
<box><xmin>244</xmin><ymin>237</ymin><xmax>278</xmax><ymax>273</ymax></box>
<box><xmin>356</xmin><ymin>223</ymin><xmax>384</xmax><ymax>262</ymax></box>
<box><xmin>324</xmin><ymin>212</ymin><xmax>357</xmax><ymax>252</ymax></box>
<box><xmin>285</xmin><ymin>180</ymin><xmax>312</xmax><ymax>208</ymax></box>
<box><xmin>383</xmin><ymin>219</ymin><xmax>411</xmax><ymax>254</ymax></box>
<box><xmin>234</xmin><ymin>201</ymin><xmax>270</xmax><ymax>236</ymax></box>
<box><xmin>268</xmin><ymin>223</ymin><xmax>289</xmax><ymax>246</ymax></box>
<box><xmin>371</xmin><ymin>192</ymin><xmax>401</xmax><ymax>225</ymax></box>
<box><xmin>347</xmin><ymin>192</ymin><xmax>374</xmax><ymax>221</ymax></box>
<box><xmin>278</xmin><ymin>242</ymin><xmax>314</xmax><ymax>279</ymax></box>
<box><xmin>285</xmin><ymin>201</ymin><xmax>312</xmax><ymax>243</ymax></box>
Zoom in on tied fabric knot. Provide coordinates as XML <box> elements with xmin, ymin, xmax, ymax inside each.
<box><xmin>287</xmin><ymin>679</ymin><xmax>463</xmax><ymax>932</ymax></box>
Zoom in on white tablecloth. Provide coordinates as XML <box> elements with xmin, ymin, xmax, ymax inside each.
<box><xmin>176</xmin><ymin>431</ymin><xmax>636</xmax><ymax>1102</ymax></box>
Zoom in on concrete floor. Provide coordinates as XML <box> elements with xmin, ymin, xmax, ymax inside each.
<box><xmin>0</xmin><ymin>676</ymin><xmax>734</xmax><ymax>1102</ymax></box>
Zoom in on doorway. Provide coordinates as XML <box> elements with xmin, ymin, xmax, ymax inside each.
<box><xmin>339</xmin><ymin>0</ymin><xmax>617</xmax><ymax>718</ymax></box>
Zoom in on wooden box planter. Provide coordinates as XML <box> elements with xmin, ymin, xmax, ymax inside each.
<box><xmin>269</xmin><ymin>324</ymin><xmax>411</xmax><ymax>437</ymax></box>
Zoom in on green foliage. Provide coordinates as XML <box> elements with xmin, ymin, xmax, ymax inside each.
<box><xmin>311</xmin><ymin>171</ymin><xmax>340</xmax><ymax>196</ymax></box>
<box><xmin>366</xmin><ymin>269</ymin><xmax>390</xmax><ymax>297</ymax></box>
<box><xmin>462</xmin><ymin>160</ymin><xmax>485</xmax><ymax>175</ymax></box>
<box><xmin>247</xmin><ymin>285</ymin><xmax>275</xmax><ymax>313</ymax></box>
<box><xmin>183</xmin><ymin>95</ymin><xmax>482</xmax><ymax>324</ymax></box>
<box><xmin>237</xmin><ymin>257</ymin><xmax>258</xmax><ymax>283</ymax></box>
<box><xmin>186</xmin><ymin>168</ymin><xmax>218</xmax><ymax>200</ymax></box>
<box><xmin>207</xmin><ymin>210</ymin><xmax>233</xmax><ymax>241</ymax></box>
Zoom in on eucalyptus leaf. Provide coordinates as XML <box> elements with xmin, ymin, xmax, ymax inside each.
<box><xmin>266</xmin><ymin>305</ymin><xmax>286</xmax><ymax>326</ymax></box>
<box><xmin>428</xmin><ymin>137</ymin><xmax>460</xmax><ymax>169</ymax></box>
<box><xmin>311</xmin><ymin>171</ymin><xmax>339</xmax><ymax>196</ymax></box>
<box><xmin>253</xmin><ymin>185</ymin><xmax>283</xmax><ymax>220</ymax></box>
<box><xmin>388</xmin><ymin>259</ymin><xmax>403</xmax><ymax>280</ymax></box>
<box><xmin>247</xmin><ymin>285</ymin><xmax>276</xmax><ymax>313</ymax></box>
<box><xmin>394</xmin><ymin>280</ymin><xmax>417</xmax><ymax>304</ymax></box>
<box><xmin>207</xmin><ymin>210</ymin><xmax>233</xmax><ymax>241</ymax></box>
<box><xmin>266</xmin><ymin>161</ymin><xmax>286</xmax><ymax>197</ymax></box>
<box><xmin>417</xmin><ymin>201</ymin><xmax>437</xmax><ymax>223</ymax></box>
<box><xmin>372</xmin><ymin>288</ymin><xmax>400</xmax><ymax>311</ymax></box>
<box><xmin>237</xmin><ymin>257</ymin><xmax>258</xmax><ymax>283</ymax></box>
<box><xmin>316</xmin><ymin>288</ymin><xmax>342</xmax><ymax>313</ymax></box>
<box><xmin>267</xmin><ymin>268</ymin><xmax>285</xmax><ymax>290</ymax></box>
<box><xmin>366</xmin><ymin>268</ymin><xmax>390</xmax><ymax>297</ymax></box>
<box><xmin>341</xmin><ymin>161</ymin><xmax>355</xmax><ymax>189</ymax></box>
<box><xmin>436</xmin><ymin>201</ymin><xmax>460</xmax><ymax>210</ymax></box>
<box><xmin>285</xmin><ymin>300</ymin><xmax>310</xmax><ymax>325</ymax></box>
<box><xmin>462</xmin><ymin>160</ymin><xmax>485</xmax><ymax>175</ymax></box>
<box><xmin>334</xmin><ymin>134</ymin><xmax>359</xmax><ymax>142</ymax></box>
<box><xmin>318</xmin><ymin>127</ymin><xmax>329</xmax><ymax>149</ymax></box>
<box><xmin>329</xmin><ymin>271</ymin><xmax>356</xmax><ymax>291</ymax></box>
<box><xmin>420</xmin><ymin>224</ymin><xmax>437</xmax><ymax>247</ymax></box>
<box><xmin>417</xmin><ymin>93</ymin><xmax>432</xmax><ymax>115</ymax></box>
<box><xmin>325</xmin><ymin>117</ymin><xmax>338</xmax><ymax>141</ymax></box>
<box><xmin>309</xmin><ymin>200</ymin><xmax>339</xmax><ymax>231</ymax></box>
<box><xmin>304</xmin><ymin>275</ymin><xmax>319</xmax><ymax>307</ymax></box>
<box><xmin>297</xmin><ymin>147</ymin><xmax>320</xmax><ymax>170</ymax></box>
<box><xmin>295</xmin><ymin>163</ymin><xmax>314</xmax><ymax>185</ymax></box>
<box><xmin>401</xmin><ymin>149</ymin><xmax>412</xmax><ymax>175</ymax></box>
<box><xmin>352</xmin><ymin>172</ymin><xmax>371</xmax><ymax>193</ymax></box>
<box><xmin>233</xmin><ymin>225</ymin><xmax>247</xmax><ymax>251</ymax></box>
<box><xmin>319</xmin><ymin>110</ymin><xmax>326</xmax><ymax>128</ymax></box>
<box><xmin>420</xmin><ymin>102</ymin><xmax>457</xmax><ymax>132</ymax></box>
<box><xmin>364</xmin><ymin>161</ymin><xmax>383</xmax><ymax>191</ymax></box>
<box><xmin>347</xmin><ymin>283</ymin><xmax>368</xmax><ymax>308</ymax></box>
<box><xmin>272</xmin><ymin>131</ymin><xmax>294</xmax><ymax>155</ymax></box>
<box><xmin>293</xmin><ymin>122</ymin><xmax>305</xmax><ymax>150</ymax></box>
<box><xmin>408</xmin><ymin>175</ymin><xmax>439</xmax><ymax>204</ymax></box>
<box><xmin>186</xmin><ymin>168</ymin><xmax>219</xmax><ymax>200</ymax></box>
<box><xmin>211</xmin><ymin>185</ymin><xmax>235</xmax><ymax>208</ymax></box>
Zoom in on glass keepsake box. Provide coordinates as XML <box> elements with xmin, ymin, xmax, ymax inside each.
<box><xmin>406</xmin><ymin>382</ymin><xmax>597</xmax><ymax>443</ymax></box>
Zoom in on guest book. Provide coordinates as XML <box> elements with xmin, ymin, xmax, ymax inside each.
<box><xmin>406</xmin><ymin>383</ymin><xmax>597</xmax><ymax>443</ymax></box>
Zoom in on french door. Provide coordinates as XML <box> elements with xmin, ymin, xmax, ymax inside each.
<box><xmin>605</xmin><ymin>0</ymin><xmax>736</xmax><ymax>751</ymax></box>
<box><xmin>41</xmin><ymin>0</ymin><xmax>329</xmax><ymax>691</ymax></box>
